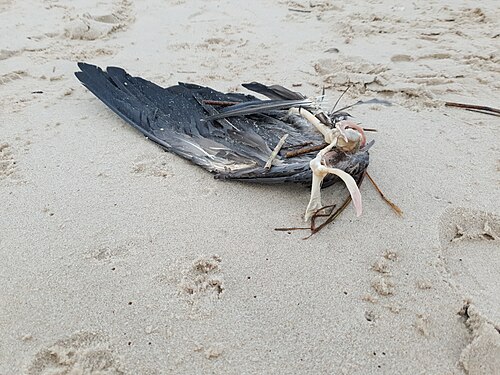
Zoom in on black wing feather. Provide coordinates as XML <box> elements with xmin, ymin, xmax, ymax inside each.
<box><xmin>75</xmin><ymin>63</ymin><xmax>368</xmax><ymax>186</ymax></box>
<box><xmin>242</xmin><ymin>82</ymin><xmax>305</xmax><ymax>100</ymax></box>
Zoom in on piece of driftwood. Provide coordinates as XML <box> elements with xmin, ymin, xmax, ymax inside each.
<box><xmin>445</xmin><ymin>101</ymin><xmax>500</xmax><ymax>117</ymax></box>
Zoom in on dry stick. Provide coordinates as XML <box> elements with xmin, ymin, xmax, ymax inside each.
<box><xmin>310</xmin><ymin>204</ymin><xmax>337</xmax><ymax>231</ymax></box>
<box><xmin>365</xmin><ymin>171</ymin><xmax>403</xmax><ymax>216</ymax></box>
<box><xmin>312</xmin><ymin>204</ymin><xmax>337</xmax><ymax>218</ymax></box>
<box><xmin>275</xmin><ymin>206</ymin><xmax>337</xmax><ymax>232</ymax></box>
<box><xmin>274</xmin><ymin>226</ymin><xmax>310</xmax><ymax>231</ymax></box>
<box><xmin>303</xmin><ymin>196</ymin><xmax>353</xmax><ymax>240</ymax></box>
<box><xmin>282</xmin><ymin>141</ymin><xmax>314</xmax><ymax>150</ymax></box>
<box><xmin>275</xmin><ymin>176</ymin><xmax>362</xmax><ymax>236</ymax></box>
<box><xmin>303</xmin><ymin>174</ymin><xmax>364</xmax><ymax>240</ymax></box>
<box><xmin>265</xmin><ymin>134</ymin><xmax>289</xmax><ymax>170</ymax></box>
<box><xmin>202</xmin><ymin>100</ymin><xmax>241</xmax><ymax>107</ymax></box>
<box><xmin>331</xmin><ymin>85</ymin><xmax>351</xmax><ymax>113</ymax></box>
<box><xmin>304</xmin><ymin>174</ymin><xmax>366</xmax><ymax>239</ymax></box>
<box><xmin>466</xmin><ymin>108</ymin><xmax>500</xmax><ymax>117</ymax></box>
<box><xmin>285</xmin><ymin>143</ymin><xmax>328</xmax><ymax>158</ymax></box>
<box><xmin>445</xmin><ymin>101</ymin><xmax>500</xmax><ymax>116</ymax></box>
<box><xmin>288</xmin><ymin>8</ymin><xmax>312</xmax><ymax>13</ymax></box>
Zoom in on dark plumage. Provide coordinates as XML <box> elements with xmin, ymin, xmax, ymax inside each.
<box><xmin>74</xmin><ymin>63</ymin><xmax>370</xmax><ymax>187</ymax></box>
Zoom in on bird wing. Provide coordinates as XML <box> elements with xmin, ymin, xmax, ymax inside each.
<box><xmin>75</xmin><ymin>63</ymin><xmax>364</xmax><ymax>185</ymax></box>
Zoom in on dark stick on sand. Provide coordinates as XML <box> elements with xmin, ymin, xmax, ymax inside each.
<box><xmin>365</xmin><ymin>172</ymin><xmax>402</xmax><ymax>216</ymax></box>
<box><xmin>288</xmin><ymin>8</ymin><xmax>312</xmax><ymax>13</ymax></box>
<box><xmin>445</xmin><ymin>101</ymin><xmax>500</xmax><ymax>117</ymax></box>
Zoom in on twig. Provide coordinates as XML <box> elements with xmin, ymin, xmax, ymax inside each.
<box><xmin>303</xmin><ymin>196</ymin><xmax>352</xmax><ymax>239</ymax></box>
<box><xmin>274</xmin><ymin>205</ymin><xmax>337</xmax><ymax>233</ymax></box>
<box><xmin>275</xmin><ymin>175</ymin><xmax>363</xmax><ymax>238</ymax></box>
<box><xmin>466</xmin><ymin>108</ymin><xmax>500</xmax><ymax>117</ymax></box>
<box><xmin>304</xmin><ymin>173</ymin><xmax>365</xmax><ymax>238</ymax></box>
<box><xmin>285</xmin><ymin>143</ymin><xmax>328</xmax><ymax>158</ymax></box>
<box><xmin>282</xmin><ymin>141</ymin><xmax>314</xmax><ymax>150</ymax></box>
<box><xmin>194</xmin><ymin>94</ymin><xmax>240</xmax><ymax>131</ymax></box>
<box><xmin>331</xmin><ymin>85</ymin><xmax>351</xmax><ymax>113</ymax></box>
<box><xmin>274</xmin><ymin>227</ymin><xmax>310</xmax><ymax>231</ymax></box>
<box><xmin>265</xmin><ymin>134</ymin><xmax>289</xmax><ymax>169</ymax></box>
<box><xmin>445</xmin><ymin>101</ymin><xmax>500</xmax><ymax>117</ymax></box>
<box><xmin>202</xmin><ymin>100</ymin><xmax>240</xmax><ymax>107</ymax></box>
<box><xmin>309</xmin><ymin>205</ymin><xmax>336</xmax><ymax>229</ymax></box>
<box><xmin>365</xmin><ymin>171</ymin><xmax>402</xmax><ymax>216</ymax></box>
<box><xmin>289</xmin><ymin>8</ymin><xmax>312</xmax><ymax>13</ymax></box>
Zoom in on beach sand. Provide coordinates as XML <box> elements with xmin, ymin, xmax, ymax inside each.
<box><xmin>1</xmin><ymin>0</ymin><xmax>499</xmax><ymax>373</ymax></box>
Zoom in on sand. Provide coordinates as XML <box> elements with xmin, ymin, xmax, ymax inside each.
<box><xmin>1</xmin><ymin>0</ymin><xmax>499</xmax><ymax>374</ymax></box>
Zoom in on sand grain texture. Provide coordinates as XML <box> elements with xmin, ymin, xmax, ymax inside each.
<box><xmin>1</xmin><ymin>0</ymin><xmax>499</xmax><ymax>374</ymax></box>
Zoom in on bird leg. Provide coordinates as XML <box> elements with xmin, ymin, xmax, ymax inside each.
<box><xmin>288</xmin><ymin>107</ymin><xmax>339</xmax><ymax>144</ymax></box>
<box><xmin>304</xmin><ymin>144</ymin><xmax>362</xmax><ymax>221</ymax></box>
<box><xmin>288</xmin><ymin>106</ymin><xmax>364</xmax><ymax>222</ymax></box>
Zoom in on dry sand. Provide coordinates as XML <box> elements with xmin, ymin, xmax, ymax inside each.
<box><xmin>1</xmin><ymin>0</ymin><xmax>499</xmax><ymax>374</ymax></box>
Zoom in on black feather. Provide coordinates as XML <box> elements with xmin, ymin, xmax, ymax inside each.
<box><xmin>75</xmin><ymin>63</ymin><xmax>370</xmax><ymax>186</ymax></box>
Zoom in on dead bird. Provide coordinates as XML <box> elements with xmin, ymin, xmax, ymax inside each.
<box><xmin>75</xmin><ymin>63</ymin><xmax>385</xmax><ymax>226</ymax></box>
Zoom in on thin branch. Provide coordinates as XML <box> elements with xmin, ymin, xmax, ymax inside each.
<box><xmin>303</xmin><ymin>174</ymin><xmax>366</xmax><ymax>239</ymax></box>
<box><xmin>265</xmin><ymin>134</ymin><xmax>289</xmax><ymax>169</ymax></box>
<box><xmin>202</xmin><ymin>100</ymin><xmax>240</xmax><ymax>107</ymax></box>
<box><xmin>445</xmin><ymin>101</ymin><xmax>500</xmax><ymax>117</ymax></box>
<box><xmin>289</xmin><ymin>8</ymin><xmax>312</xmax><ymax>13</ymax></box>
<box><xmin>365</xmin><ymin>171</ymin><xmax>403</xmax><ymax>216</ymax></box>
<box><xmin>303</xmin><ymin>196</ymin><xmax>353</xmax><ymax>239</ymax></box>
<box><xmin>285</xmin><ymin>143</ymin><xmax>328</xmax><ymax>158</ymax></box>
<box><xmin>274</xmin><ymin>227</ymin><xmax>310</xmax><ymax>231</ymax></box>
<box><xmin>465</xmin><ymin>108</ymin><xmax>500</xmax><ymax>117</ymax></box>
<box><xmin>331</xmin><ymin>85</ymin><xmax>351</xmax><ymax>113</ymax></box>
<box><xmin>310</xmin><ymin>205</ymin><xmax>336</xmax><ymax>230</ymax></box>
<box><xmin>282</xmin><ymin>141</ymin><xmax>314</xmax><ymax>150</ymax></box>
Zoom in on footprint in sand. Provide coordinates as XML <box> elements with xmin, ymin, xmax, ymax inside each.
<box><xmin>458</xmin><ymin>303</ymin><xmax>500</xmax><ymax>375</ymax></box>
<box><xmin>0</xmin><ymin>143</ymin><xmax>18</xmax><ymax>181</ymax></box>
<box><xmin>64</xmin><ymin>0</ymin><xmax>134</xmax><ymax>41</ymax></box>
<box><xmin>0</xmin><ymin>49</ymin><xmax>21</xmax><ymax>61</ymax></box>
<box><xmin>439</xmin><ymin>207</ymin><xmax>500</xmax><ymax>323</ymax></box>
<box><xmin>178</xmin><ymin>255</ymin><xmax>225</xmax><ymax>299</ymax></box>
<box><xmin>439</xmin><ymin>207</ymin><xmax>500</xmax><ymax>374</ymax></box>
<box><xmin>0</xmin><ymin>0</ymin><xmax>12</xmax><ymax>12</ymax></box>
<box><xmin>132</xmin><ymin>155</ymin><xmax>175</xmax><ymax>179</ymax></box>
<box><xmin>85</xmin><ymin>236</ymin><xmax>148</xmax><ymax>263</ymax></box>
<box><xmin>156</xmin><ymin>255</ymin><xmax>225</xmax><ymax>317</ymax></box>
<box><xmin>0</xmin><ymin>70</ymin><xmax>27</xmax><ymax>85</ymax></box>
<box><xmin>27</xmin><ymin>331</ymin><xmax>124</xmax><ymax>375</ymax></box>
